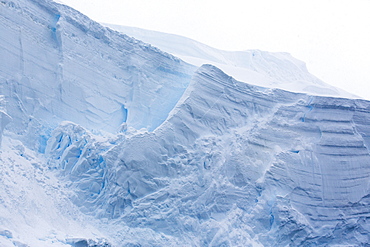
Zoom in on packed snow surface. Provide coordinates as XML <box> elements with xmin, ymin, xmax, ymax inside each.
<box><xmin>1</xmin><ymin>0</ymin><xmax>370</xmax><ymax>246</ymax></box>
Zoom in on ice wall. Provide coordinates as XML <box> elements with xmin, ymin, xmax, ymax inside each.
<box><xmin>0</xmin><ymin>0</ymin><xmax>195</xmax><ymax>145</ymax></box>
<box><xmin>47</xmin><ymin>65</ymin><xmax>370</xmax><ymax>246</ymax></box>
<box><xmin>2</xmin><ymin>0</ymin><xmax>370</xmax><ymax>245</ymax></box>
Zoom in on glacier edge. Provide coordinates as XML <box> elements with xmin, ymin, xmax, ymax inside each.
<box><xmin>1</xmin><ymin>0</ymin><xmax>370</xmax><ymax>246</ymax></box>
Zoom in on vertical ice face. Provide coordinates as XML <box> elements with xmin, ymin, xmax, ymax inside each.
<box><xmin>0</xmin><ymin>0</ymin><xmax>195</xmax><ymax>146</ymax></box>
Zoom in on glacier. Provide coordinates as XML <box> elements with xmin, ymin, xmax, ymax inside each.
<box><xmin>1</xmin><ymin>0</ymin><xmax>370</xmax><ymax>246</ymax></box>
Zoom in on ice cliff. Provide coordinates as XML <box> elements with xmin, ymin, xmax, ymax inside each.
<box><xmin>0</xmin><ymin>0</ymin><xmax>194</xmax><ymax>138</ymax></box>
<box><xmin>1</xmin><ymin>0</ymin><xmax>370</xmax><ymax>246</ymax></box>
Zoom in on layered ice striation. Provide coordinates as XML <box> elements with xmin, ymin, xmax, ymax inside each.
<box><xmin>0</xmin><ymin>0</ymin><xmax>194</xmax><ymax>142</ymax></box>
<box><xmin>2</xmin><ymin>0</ymin><xmax>370</xmax><ymax>246</ymax></box>
<box><xmin>47</xmin><ymin>65</ymin><xmax>370</xmax><ymax>246</ymax></box>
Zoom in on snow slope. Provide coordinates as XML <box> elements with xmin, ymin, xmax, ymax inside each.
<box><xmin>105</xmin><ymin>24</ymin><xmax>358</xmax><ymax>99</ymax></box>
<box><xmin>47</xmin><ymin>65</ymin><xmax>370</xmax><ymax>246</ymax></box>
<box><xmin>1</xmin><ymin>0</ymin><xmax>370</xmax><ymax>246</ymax></box>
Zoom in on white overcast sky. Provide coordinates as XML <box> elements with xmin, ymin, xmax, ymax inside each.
<box><xmin>60</xmin><ymin>0</ymin><xmax>370</xmax><ymax>99</ymax></box>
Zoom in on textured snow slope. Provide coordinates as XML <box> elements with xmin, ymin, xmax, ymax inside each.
<box><xmin>0</xmin><ymin>135</ymin><xmax>112</xmax><ymax>247</ymax></box>
<box><xmin>105</xmin><ymin>24</ymin><xmax>358</xmax><ymax>99</ymax></box>
<box><xmin>1</xmin><ymin>0</ymin><xmax>370</xmax><ymax>246</ymax></box>
<box><xmin>47</xmin><ymin>65</ymin><xmax>370</xmax><ymax>246</ymax></box>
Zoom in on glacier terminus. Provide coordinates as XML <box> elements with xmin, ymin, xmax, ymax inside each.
<box><xmin>1</xmin><ymin>0</ymin><xmax>370</xmax><ymax>246</ymax></box>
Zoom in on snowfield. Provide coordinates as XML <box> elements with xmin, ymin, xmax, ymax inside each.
<box><xmin>105</xmin><ymin>24</ymin><xmax>358</xmax><ymax>100</ymax></box>
<box><xmin>1</xmin><ymin>0</ymin><xmax>370</xmax><ymax>246</ymax></box>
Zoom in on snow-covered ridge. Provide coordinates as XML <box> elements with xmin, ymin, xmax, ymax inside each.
<box><xmin>105</xmin><ymin>24</ymin><xmax>358</xmax><ymax>99</ymax></box>
<box><xmin>46</xmin><ymin>65</ymin><xmax>370</xmax><ymax>245</ymax></box>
